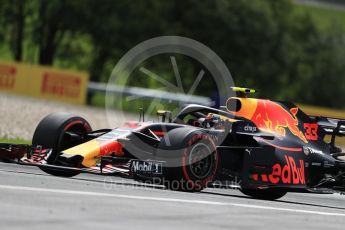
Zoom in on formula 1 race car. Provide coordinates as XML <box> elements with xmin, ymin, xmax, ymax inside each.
<box><xmin>1</xmin><ymin>87</ymin><xmax>345</xmax><ymax>200</ymax></box>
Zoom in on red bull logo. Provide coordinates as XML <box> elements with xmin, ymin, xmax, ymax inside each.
<box><xmin>227</xmin><ymin>98</ymin><xmax>308</xmax><ymax>143</ymax></box>
<box><xmin>252</xmin><ymin>155</ymin><xmax>305</xmax><ymax>185</ymax></box>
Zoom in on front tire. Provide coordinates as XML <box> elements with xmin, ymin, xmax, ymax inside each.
<box><xmin>32</xmin><ymin>112</ymin><xmax>92</xmax><ymax>177</ymax></box>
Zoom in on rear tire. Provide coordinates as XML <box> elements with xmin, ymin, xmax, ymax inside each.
<box><xmin>32</xmin><ymin>112</ymin><xmax>92</xmax><ymax>177</ymax></box>
<box><xmin>158</xmin><ymin>128</ymin><xmax>219</xmax><ymax>192</ymax></box>
<box><xmin>240</xmin><ymin>188</ymin><xmax>287</xmax><ymax>200</ymax></box>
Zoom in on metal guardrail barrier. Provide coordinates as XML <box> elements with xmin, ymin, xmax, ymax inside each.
<box><xmin>88</xmin><ymin>82</ymin><xmax>213</xmax><ymax>106</ymax></box>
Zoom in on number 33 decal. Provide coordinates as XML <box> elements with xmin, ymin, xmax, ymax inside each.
<box><xmin>304</xmin><ymin>123</ymin><xmax>318</xmax><ymax>141</ymax></box>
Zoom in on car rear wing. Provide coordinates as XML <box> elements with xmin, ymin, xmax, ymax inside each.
<box><xmin>314</xmin><ymin>116</ymin><xmax>345</xmax><ymax>136</ymax></box>
<box><xmin>313</xmin><ymin>116</ymin><xmax>345</xmax><ymax>153</ymax></box>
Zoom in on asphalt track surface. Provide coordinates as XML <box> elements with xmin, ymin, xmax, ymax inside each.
<box><xmin>1</xmin><ymin>162</ymin><xmax>345</xmax><ymax>230</ymax></box>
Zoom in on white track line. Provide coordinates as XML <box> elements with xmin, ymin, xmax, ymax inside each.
<box><xmin>1</xmin><ymin>185</ymin><xmax>345</xmax><ymax>216</ymax></box>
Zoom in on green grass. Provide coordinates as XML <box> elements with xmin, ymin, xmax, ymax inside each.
<box><xmin>299</xmin><ymin>104</ymin><xmax>345</xmax><ymax>118</ymax></box>
<box><xmin>294</xmin><ymin>4</ymin><xmax>345</xmax><ymax>31</ymax></box>
<box><xmin>0</xmin><ymin>137</ymin><xmax>31</xmax><ymax>145</ymax></box>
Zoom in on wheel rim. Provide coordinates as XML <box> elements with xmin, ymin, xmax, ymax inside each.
<box><xmin>188</xmin><ymin>142</ymin><xmax>214</xmax><ymax>179</ymax></box>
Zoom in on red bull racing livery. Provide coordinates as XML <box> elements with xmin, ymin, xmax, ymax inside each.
<box><xmin>1</xmin><ymin>87</ymin><xmax>345</xmax><ymax>200</ymax></box>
